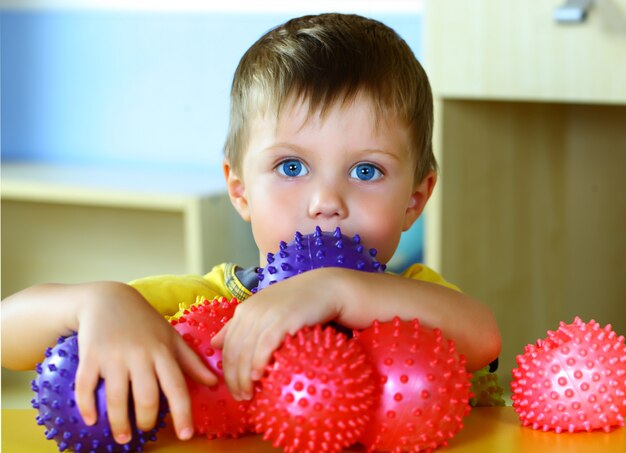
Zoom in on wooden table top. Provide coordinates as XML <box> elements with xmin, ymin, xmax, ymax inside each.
<box><xmin>2</xmin><ymin>407</ymin><xmax>624</xmax><ymax>452</ymax></box>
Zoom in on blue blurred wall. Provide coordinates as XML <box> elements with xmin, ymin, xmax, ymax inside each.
<box><xmin>0</xmin><ymin>8</ymin><xmax>425</xmax><ymax>269</ymax></box>
<box><xmin>1</xmin><ymin>10</ymin><xmax>424</xmax><ymax>169</ymax></box>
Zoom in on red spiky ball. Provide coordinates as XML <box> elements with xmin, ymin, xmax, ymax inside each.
<box><xmin>353</xmin><ymin>317</ymin><xmax>472</xmax><ymax>452</ymax></box>
<box><xmin>249</xmin><ymin>324</ymin><xmax>377</xmax><ymax>453</ymax></box>
<box><xmin>511</xmin><ymin>317</ymin><xmax>626</xmax><ymax>433</ymax></box>
<box><xmin>170</xmin><ymin>296</ymin><xmax>252</xmax><ymax>439</ymax></box>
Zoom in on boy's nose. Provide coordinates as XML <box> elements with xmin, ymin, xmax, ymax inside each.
<box><xmin>307</xmin><ymin>182</ymin><xmax>348</xmax><ymax>220</ymax></box>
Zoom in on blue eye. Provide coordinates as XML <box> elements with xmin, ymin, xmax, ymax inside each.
<box><xmin>350</xmin><ymin>163</ymin><xmax>382</xmax><ymax>181</ymax></box>
<box><xmin>277</xmin><ymin>159</ymin><xmax>309</xmax><ymax>177</ymax></box>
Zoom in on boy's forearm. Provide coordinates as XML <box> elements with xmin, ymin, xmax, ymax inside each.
<box><xmin>330</xmin><ymin>269</ymin><xmax>502</xmax><ymax>371</ymax></box>
<box><xmin>0</xmin><ymin>282</ymin><xmax>131</xmax><ymax>370</ymax></box>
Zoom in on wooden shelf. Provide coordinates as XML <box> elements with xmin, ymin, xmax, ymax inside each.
<box><xmin>2</xmin><ymin>162</ymin><xmax>227</xmax><ymax>206</ymax></box>
<box><xmin>1</xmin><ymin>163</ymin><xmax>257</xmax><ymax>298</ymax></box>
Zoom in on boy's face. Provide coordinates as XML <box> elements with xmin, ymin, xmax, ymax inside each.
<box><xmin>224</xmin><ymin>93</ymin><xmax>435</xmax><ymax>265</ymax></box>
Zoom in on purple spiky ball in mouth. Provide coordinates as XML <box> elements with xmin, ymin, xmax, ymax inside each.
<box><xmin>256</xmin><ymin>226</ymin><xmax>385</xmax><ymax>292</ymax></box>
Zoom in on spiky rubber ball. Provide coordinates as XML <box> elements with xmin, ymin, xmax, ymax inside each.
<box><xmin>31</xmin><ymin>334</ymin><xmax>167</xmax><ymax>452</ymax></box>
<box><xmin>511</xmin><ymin>317</ymin><xmax>626</xmax><ymax>433</ymax></box>
<box><xmin>170</xmin><ymin>296</ymin><xmax>252</xmax><ymax>439</ymax></box>
<box><xmin>469</xmin><ymin>367</ymin><xmax>506</xmax><ymax>407</ymax></box>
<box><xmin>353</xmin><ymin>317</ymin><xmax>472</xmax><ymax>452</ymax></box>
<box><xmin>256</xmin><ymin>226</ymin><xmax>385</xmax><ymax>291</ymax></box>
<box><xmin>249</xmin><ymin>324</ymin><xmax>377</xmax><ymax>453</ymax></box>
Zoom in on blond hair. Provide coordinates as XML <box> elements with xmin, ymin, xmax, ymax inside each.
<box><xmin>224</xmin><ymin>13</ymin><xmax>436</xmax><ymax>182</ymax></box>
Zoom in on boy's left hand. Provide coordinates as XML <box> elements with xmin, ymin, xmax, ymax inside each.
<box><xmin>211</xmin><ymin>268</ymin><xmax>346</xmax><ymax>401</ymax></box>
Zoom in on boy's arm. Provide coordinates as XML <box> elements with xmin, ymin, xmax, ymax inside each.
<box><xmin>2</xmin><ymin>283</ymin><xmax>85</xmax><ymax>370</ymax></box>
<box><xmin>212</xmin><ymin>268</ymin><xmax>501</xmax><ymax>400</ymax></box>
<box><xmin>1</xmin><ymin>282</ymin><xmax>217</xmax><ymax>443</ymax></box>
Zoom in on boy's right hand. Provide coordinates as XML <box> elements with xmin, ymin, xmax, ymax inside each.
<box><xmin>73</xmin><ymin>282</ymin><xmax>217</xmax><ymax>444</ymax></box>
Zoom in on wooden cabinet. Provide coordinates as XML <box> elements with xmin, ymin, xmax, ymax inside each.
<box><xmin>425</xmin><ymin>0</ymin><xmax>626</xmax><ymax>103</ymax></box>
<box><xmin>424</xmin><ymin>0</ymin><xmax>626</xmax><ymax>391</ymax></box>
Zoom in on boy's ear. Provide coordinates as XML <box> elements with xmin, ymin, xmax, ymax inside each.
<box><xmin>223</xmin><ymin>159</ymin><xmax>251</xmax><ymax>222</ymax></box>
<box><xmin>402</xmin><ymin>171</ymin><xmax>437</xmax><ymax>231</ymax></box>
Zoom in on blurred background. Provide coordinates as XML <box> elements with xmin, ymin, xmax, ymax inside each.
<box><xmin>1</xmin><ymin>0</ymin><xmax>428</xmax><ymax>408</ymax></box>
<box><xmin>1</xmin><ymin>1</ymin><xmax>426</xmax><ymax>273</ymax></box>
<box><xmin>2</xmin><ymin>0</ymin><xmax>626</xmax><ymax>412</ymax></box>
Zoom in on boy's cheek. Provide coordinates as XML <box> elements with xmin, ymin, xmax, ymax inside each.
<box><xmin>250</xmin><ymin>199</ymin><xmax>314</xmax><ymax>245</ymax></box>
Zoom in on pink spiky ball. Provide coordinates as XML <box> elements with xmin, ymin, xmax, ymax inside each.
<box><xmin>353</xmin><ymin>317</ymin><xmax>472</xmax><ymax>452</ymax></box>
<box><xmin>511</xmin><ymin>317</ymin><xmax>626</xmax><ymax>433</ymax></box>
<box><xmin>170</xmin><ymin>297</ymin><xmax>252</xmax><ymax>439</ymax></box>
<box><xmin>249</xmin><ymin>324</ymin><xmax>377</xmax><ymax>453</ymax></box>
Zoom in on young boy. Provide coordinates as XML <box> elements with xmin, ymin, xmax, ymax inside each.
<box><xmin>1</xmin><ymin>13</ymin><xmax>501</xmax><ymax>445</ymax></box>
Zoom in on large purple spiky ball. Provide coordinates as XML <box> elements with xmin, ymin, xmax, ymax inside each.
<box><xmin>31</xmin><ymin>334</ymin><xmax>168</xmax><ymax>452</ymax></box>
<box><xmin>256</xmin><ymin>226</ymin><xmax>385</xmax><ymax>291</ymax></box>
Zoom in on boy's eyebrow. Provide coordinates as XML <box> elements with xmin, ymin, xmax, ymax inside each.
<box><xmin>361</xmin><ymin>148</ymin><xmax>402</xmax><ymax>162</ymax></box>
<box><xmin>262</xmin><ymin>142</ymin><xmax>304</xmax><ymax>153</ymax></box>
<box><xmin>264</xmin><ymin>142</ymin><xmax>402</xmax><ymax>161</ymax></box>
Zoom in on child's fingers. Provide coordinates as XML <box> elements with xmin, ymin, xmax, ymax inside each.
<box><xmin>174</xmin><ymin>335</ymin><xmax>218</xmax><ymax>387</ymax></box>
<box><xmin>104</xmin><ymin>367</ymin><xmax>132</xmax><ymax>444</ymax></box>
<box><xmin>250</xmin><ymin>325</ymin><xmax>284</xmax><ymax>383</ymax></box>
<box><xmin>234</xmin><ymin>333</ymin><xmax>257</xmax><ymax>400</ymax></box>
<box><xmin>220</xmin><ymin>342</ymin><xmax>239</xmax><ymax>398</ymax></box>
<box><xmin>129</xmin><ymin>360</ymin><xmax>159</xmax><ymax>432</ymax></box>
<box><xmin>210</xmin><ymin>322</ymin><xmax>228</xmax><ymax>349</ymax></box>
<box><xmin>74</xmin><ymin>360</ymin><xmax>100</xmax><ymax>426</ymax></box>
<box><xmin>220</xmin><ymin>316</ymin><xmax>249</xmax><ymax>399</ymax></box>
<box><xmin>236</xmin><ymin>323</ymin><xmax>284</xmax><ymax>399</ymax></box>
<box><xmin>155</xmin><ymin>355</ymin><xmax>194</xmax><ymax>441</ymax></box>
<box><xmin>221</xmin><ymin>303</ymin><xmax>290</xmax><ymax>400</ymax></box>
